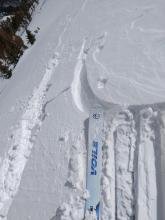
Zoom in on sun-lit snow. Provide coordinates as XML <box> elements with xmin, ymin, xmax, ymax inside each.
<box><xmin>0</xmin><ymin>0</ymin><xmax>165</xmax><ymax>219</ymax></box>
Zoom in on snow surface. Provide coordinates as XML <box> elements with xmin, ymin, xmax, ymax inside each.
<box><xmin>0</xmin><ymin>0</ymin><xmax>165</xmax><ymax>219</ymax></box>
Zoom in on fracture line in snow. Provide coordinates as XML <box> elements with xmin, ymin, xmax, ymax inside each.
<box><xmin>71</xmin><ymin>36</ymin><xmax>118</xmax><ymax>113</ymax></box>
<box><xmin>0</xmin><ymin>18</ymin><xmax>70</xmax><ymax>219</ymax></box>
<box><xmin>71</xmin><ymin>39</ymin><xmax>88</xmax><ymax>112</ymax></box>
<box><xmin>136</xmin><ymin>108</ymin><xmax>157</xmax><ymax>220</ymax></box>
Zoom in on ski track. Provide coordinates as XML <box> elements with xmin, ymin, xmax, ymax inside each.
<box><xmin>0</xmin><ymin>1</ymin><xmax>94</xmax><ymax>219</ymax></box>
<box><xmin>0</xmin><ymin>17</ymin><xmax>70</xmax><ymax>219</ymax></box>
<box><xmin>113</xmin><ymin>110</ymin><xmax>136</xmax><ymax>220</ymax></box>
<box><xmin>54</xmin><ymin>132</ymin><xmax>87</xmax><ymax>220</ymax></box>
<box><xmin>160</xmin><ymin>111</ymin><xmax>165</xmax><ymax>220</ymax></box>
<box><xmin>56</xmin><ymin>106</ymin><xmax>158</xmax><ymax>220</ymax></box>
<box><xmin>101</xmin><ymin>120</ymin><xmax>116</xmax><ymax>220</ymax></box>
<box><xmin>70</xmin><ymin>28</ymin><xmax>159</xmax><ymax>220</ymax></box>
<box><xmin>136</xmin><ymin>108</ymin><xmax>157</xmax><ymax>220</ymax></box>
<box><xmin>0</xmin><ymin>3</ymin><xmax>163</xmax><ymax>220</ymax></box>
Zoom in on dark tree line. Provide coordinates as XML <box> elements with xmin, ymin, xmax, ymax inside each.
<box><xmin>0</xmin><ymin>0</ymin><xmax>38</xmax><ymax>79</ymax></box>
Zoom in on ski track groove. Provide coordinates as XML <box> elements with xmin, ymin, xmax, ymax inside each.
<box><xmin>0</xmin><ymin>1</ymin><xmax>93</xmax><ymax>219</ymax></box>
<box><xmin>0</xmin><ymin>16</ymin><xmax>71</xmax><ymax>219</ymax></box>
<box><xmin>54</xmin><ymin>132</ymin><xmax>87</xmax><ymax>220</ymax></box>
<box><xmin>113</xmin><ymin>110</ymin><xmax>136</xmax><ymax>220</ymax></box>
<box><xmin>56</xmin><ymin>1</ymin><xmax>163</xmax><ymax>220</ymax></box>
<box><xmin>101</xmin><ymin>121</ymin><xmax>116</xmax><ymax>220</ymax></box>
<box><xmin>136</xmin><ymin>108</ymin><xmax>157</xmax><ymax>220</ymax></box>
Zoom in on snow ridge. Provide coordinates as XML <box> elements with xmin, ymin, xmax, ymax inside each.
<box><xmin>71</xmin><ymin>39</ymin><xmax>88</xmax><ymax>112</ymax></box>
<box><xmin>71</xmin><ymin>35</ymin><xmax>120</xmax><ymax>114</ymax></box>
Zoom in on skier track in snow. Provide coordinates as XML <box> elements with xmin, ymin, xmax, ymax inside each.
<box><xmin>0</xmin><ymin>17</ymin><xmax>70</xmax><ymax>219</ymax></box>
<box><xmin>70</xmin><ymin>31</ymin><xmax>164</xmax><ymax>220</ymax></box>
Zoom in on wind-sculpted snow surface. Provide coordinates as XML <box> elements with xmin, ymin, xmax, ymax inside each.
<box><xmin>58</xmin><ymin>24</ymin><xmax>163</xmax><ymax>220</ymax></box>
<box><xmin>0</xmin><ymin>0</ymin><xmax>165</xmax><ymax>219</ymax></box>
<box><xmin>71</xmin><ymin>39</ymin><xmax>88</xmax><ymax>112</ymax></box>
<box><xmin>70</xmin><ymin>40</ymin><xmax>163</xmax><ymax>218</ymax></box>
<box><xmin>71</xmin><ymin>38</ymin><xmax>119</xmax><ymax>114</ymax></box>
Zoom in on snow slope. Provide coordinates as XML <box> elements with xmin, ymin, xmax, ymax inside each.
<box><xmin>0</xmin><ymin>0</ymin><xmax>165</xmax><ymax>219</ymax></box>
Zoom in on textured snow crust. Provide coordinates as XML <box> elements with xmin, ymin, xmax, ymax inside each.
<box><xmin>0</xmin><ymin>0</ymin><xmax>165</xmax><ymax>219</ymax></box>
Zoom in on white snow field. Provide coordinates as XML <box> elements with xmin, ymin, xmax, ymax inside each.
<box><xmin>0</xmin><ymin>0</ymin><xmax>165</xmax><ymax>219</ymax></box>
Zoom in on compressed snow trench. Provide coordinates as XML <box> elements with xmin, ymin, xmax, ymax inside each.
<box><xmin>114</xmin><ymin>110</ymin><xmax>136</xmax><ymax>220</ymax></box>
<box><xmin>136</xmin><ymin>108</ymin><xmax>157</xmax><ymax>220</ymax></box>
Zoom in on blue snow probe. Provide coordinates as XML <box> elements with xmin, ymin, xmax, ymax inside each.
<box><xmin>85</xmin><ymin>107</ymin><xmax>103</xmax><ymax>220</ymax></box>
